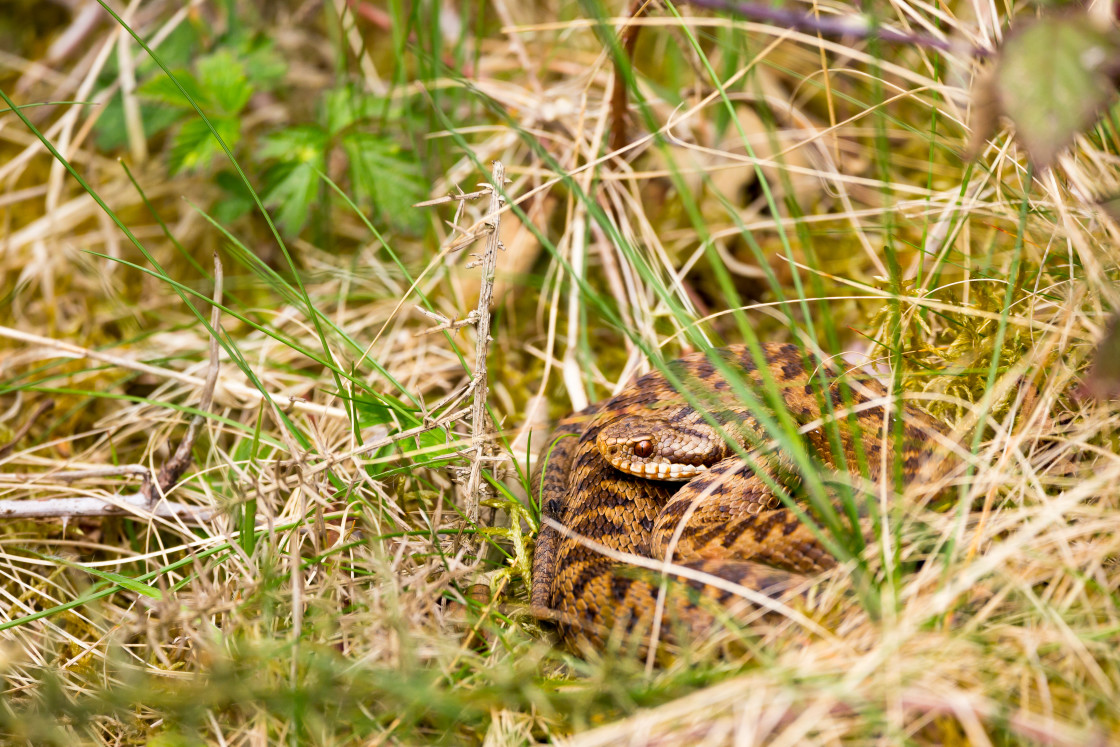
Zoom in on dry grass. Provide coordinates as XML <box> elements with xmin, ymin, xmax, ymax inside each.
<box><xmin>1</xmin><ymin>0</ymin><xmax>1119</xmax><ymax>744</ymax></box>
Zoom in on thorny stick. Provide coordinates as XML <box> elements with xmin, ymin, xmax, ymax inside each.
<box><xmin>462</xmin><ymin>161</ymin><xmax>506</xmax><ymax>552</ymax></box>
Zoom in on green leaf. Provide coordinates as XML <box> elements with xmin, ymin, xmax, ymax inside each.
<box><xmin>325</xmin><ymin>85</ymin><xmax>379</xmax><ymax>135</ymax></box>
<box><xmin>261</xmin><ymin>161</ymin><xmax>320</xmax><ymax>232</ymax></box>
<box><xmin>341</xmin><ymin>133</ymin><xmax>426</xmax><ymax>232</ymax></box>
<box><xmin>93</xmin><ymin>96</ymin><xmax>183</xmax><ymax>150</ymax></box>
<box><xmin>136</xmin><ymin>50</ymin><xmax>251</xmax><ymax>126</ymax></box>
<box><xmin>258</xmin><ymin>125</ymin><xmax>329</xmax><ymax>162</ymax></box>
<box><xmin>351</xmin><ymin>390</ymin><xmax>428</xmax><ymax>429</ymax></box>
<box><xmin>138</xmin><ymin>68</ymin><xmax>209</xmax><ymax>110</ymax></box>
<box><xmin>413</xmin><ymin>426</ymin><xmax>458</xmax><ymax>469</ymax></box>
<box><xmin>212</xmin><ymin>169</ymin><xmax>257</xmax><ymax>223</ymax></box>
<box><xmin>995</xmin><ymin>15</ymin><xmax>1120</xmax><ymax>167</ymax></box>
<box><xmin>169</xmin><ymin>116</ymin><xmax>240</xmax><ymax>174</ymax></box>
<box><xmin>258</xmin><ymin>126</ymin><xmax>329</xmax><ymax>232</ymax></box>
<box><xmin>92</xmin><ymin>23</ymin><xmax>198</xmax><ymax>150</ymax></box>
<box><xmin>354</xmin><ymin>397</ymin><xmax>401</xmax><ymax>428</ymax></box>
<box><xmin>196</xmin><ymin>50</ymin><xmax>253</xmax><ymax>115</ymax></box>
<box><xmin>241</xmin><ymin>38</ymin><xmax>287</xmax><ymax>91</ymax></box>
<box><xmin>135</xmin><ymin>23</ymin><xmax>199</xmax><ymax>75</ymax></box>
<box><xmin>349</xmin><ymin>391</ymin><xmax>460</xmax><ymax>468</ymax></box>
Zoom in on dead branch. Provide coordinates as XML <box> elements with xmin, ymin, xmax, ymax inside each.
<box><xmin>459</xmin><ymin>162</ymin><xmax>507</xmax><ymax>554</ymax></box>
<box><xmin>608</xmin><ymin>0</ymin><xmax>652</xmax><ymax>156</ymax></box>
<box><xmin>0</xmin><ymin>493</ymin><xmax>215</xmax><ymax>523</ymax></box>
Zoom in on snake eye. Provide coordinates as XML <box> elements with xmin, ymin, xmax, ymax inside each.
<box><xmin>634</xmin><ymin>440</ymin><xmax>654</xmax><ymax>459</ymax></box>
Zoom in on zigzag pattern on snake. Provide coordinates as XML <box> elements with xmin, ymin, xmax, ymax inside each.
<box><xmin>530</xmin><ymin>343</ymin><xmax>957</xmax><ymax>651</ymax></box>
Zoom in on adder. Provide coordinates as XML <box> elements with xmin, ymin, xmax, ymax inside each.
<box><xmin>529</xmin><ymin>343</ymin><xmax>957</xmax><ymax>651</ymax></box>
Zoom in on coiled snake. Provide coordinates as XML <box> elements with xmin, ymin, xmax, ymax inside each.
<box><xmin>530</xmin><ymin>343</ymin><xmax>957</xmax><ymax>651</ymax></box>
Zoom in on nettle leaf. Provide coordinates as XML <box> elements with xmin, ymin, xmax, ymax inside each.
<box><xmin>213</xmin><ymin>169</ymin><xmax>256</xmax><ymax>223</ymax></box>
<box><xmin>342</xmin><ymin>132</ymin><xmax>426</xmax><ymax>233</ymax></box>
<box><xmin>995</xmin><ymin>15</ymin><xmax>1120</xmax><ymax>167</ymax></box>
<box><xmin>258</xmin><ymin>126</ymin><xmax>329</xmax><ymax>232</ymax></box>
<box><xmin>169</xmin><ymin>116</ymin><xmax>240</xmax><ymax>174</ymax></box>
<box><xmin>242</xmin><ymin>41</ymin><xmax>287</xmax><ymax>90</ymax></box>
<box><xmin>258</xmin><ymin>125</ymin><xmax>329</xmax><ymax>161</ymax></box>
<box><xmin>138</xmin><ymin>69</ymin><xmax>210</xmax><ymax>110</ymax></box>
<box><xmin>325</xmin><ymin>85</ymin><xmax>380</xmax><ymax>135</ymax></box>
<box><xmin>196</xmin><ymin>50</ymin><xmax>253</xmax><ymax>115</ymax></box>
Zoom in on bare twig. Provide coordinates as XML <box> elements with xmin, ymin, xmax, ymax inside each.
<box><xmin>413</xmin><ymin>187</ymin><xmax>493</xmax><ymax>207</ymax></box>
<box><xmin>414</xmin><ymin>306</ymin><xmax>479</xmax><ymax>336</ymax></box>
<box><xmin>608</xmin><ymin>0</ymin><xmax>652</xmax><ymax>156</ymax></box>
<box><xmin>0</xmin><ymin>493</ymin><xmax>214</xmax><ymax>523</ymax></box>
<box><xmin>3</xmin><ymin>465</ymin><xmax>150</xmax><ymax>482</ymax></box>
<box><xmin>0</xmin><ymin>467</ymin><xmax>214</xmax><ymax>523</ymax></box>
<box><xmin>463</xmin><ymin>162</ymin><xmax>506</xmax><ymax>544</ymax></box>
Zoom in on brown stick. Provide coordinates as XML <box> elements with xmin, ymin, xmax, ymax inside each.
<box><xmin>608</xmin><ymin>0</ymin><xmax>653</xmax><ymax>156</ymax></box>
<box><xmin>462</xmin><ymin>161</ymin><xmax>506</xmax><ymax>544</ymax></box>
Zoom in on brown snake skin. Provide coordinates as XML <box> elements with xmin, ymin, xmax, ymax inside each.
<box><xmin>530</xmin><ymin>343</ymin><xmax>957</xmax><ymax>651</ymax></box>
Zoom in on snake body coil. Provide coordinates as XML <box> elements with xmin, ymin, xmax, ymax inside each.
<box><xmin>530</xmin><ymin>343</ymin><xmax>956</xmax><ymax>651</ymax></box>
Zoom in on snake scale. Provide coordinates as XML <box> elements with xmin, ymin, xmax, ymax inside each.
<box><xmin>530</xmin><ymin>343</ymin><xmax>956</xmax><ymax>651</ymax></box>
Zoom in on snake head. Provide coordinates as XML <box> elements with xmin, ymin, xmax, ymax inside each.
<box><xmin>596</xmin><ymin>417</ymin><xmax>728</xmax><ymax>481</ymax></box>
